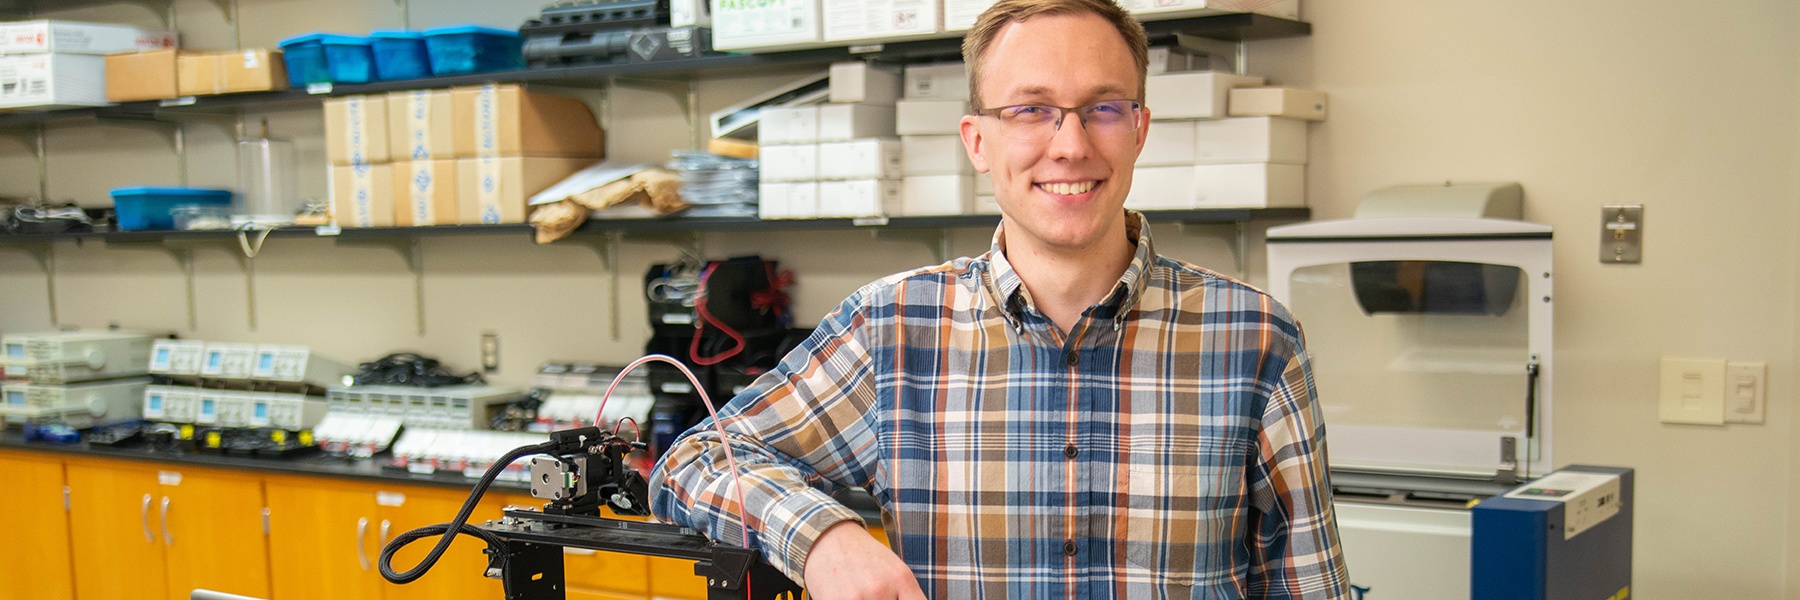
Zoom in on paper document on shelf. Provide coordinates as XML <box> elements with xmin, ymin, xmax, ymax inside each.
<box><xmin>527</xmin><ymin>161</ymin><xmax>651</xmax><ymax>206</ymax></box>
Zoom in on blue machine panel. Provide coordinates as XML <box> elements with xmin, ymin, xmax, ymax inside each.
<box><xmin>1472</xmin><ymin>466</ymin><xmax>1634</xmax><ymax>600</ymax></box>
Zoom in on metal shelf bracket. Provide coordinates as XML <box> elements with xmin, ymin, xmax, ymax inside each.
<box><xmin>334</xmin><ymin>237</ymin><xmax>426</xmax><ymax>336</ymax></box>
<box><xmin>567</xmin><ymin>231</ymin><xmax>626</xmax><ymax>341</ymax></box>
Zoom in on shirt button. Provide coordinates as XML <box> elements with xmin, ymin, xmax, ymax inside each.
<box><xmin>1065</xmin><ymin>351</ymin><xmax>1078</xmax><ymax>367</ymax></box>
<box><xmin>1063</xmin><ymin>540</ymin><xmax>1078</xmax><ymax>556</ymax></box>
<box><xmin>1064</xmin><ymin>444</ymin><xmax>1078</xmax><ymax>459</ymax></box>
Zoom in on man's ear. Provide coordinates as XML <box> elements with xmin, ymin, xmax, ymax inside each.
<box><xmin>959</xmin><ymin>115</ymin><xmax>990</xmax><ymax>173</ymax></box>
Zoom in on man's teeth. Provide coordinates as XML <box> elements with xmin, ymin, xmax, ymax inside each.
<box><xmin>1041</xmin><ymin>181</ymin><xmax>1097</xmax><ymax>195</ymax></box>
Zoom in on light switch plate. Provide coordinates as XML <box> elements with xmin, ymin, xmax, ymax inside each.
<box><xmin>1724</xmin><ymin>361</ymin><xmax>1767</xmax><ymax>424</ymax></box>
<box><xmin>1658</xmin><ymin>357</ymin><xmax>1725</xmax><ymax>425</ymax></box>
<box><xmin>1602</xmin><ymin>204</ymin><xmax>1643</xmax><ymax>264</ymax></box>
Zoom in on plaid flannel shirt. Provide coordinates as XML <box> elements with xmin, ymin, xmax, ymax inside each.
<box><xmin>651</xmin><ymin>211</ymin><xmax>1349</xmax><ymax>599</ymax></box>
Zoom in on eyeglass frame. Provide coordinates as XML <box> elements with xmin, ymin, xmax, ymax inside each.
<box><xmin>969</xmin><ymin>99</ymin><xmax>1146</xmax><ymax>141</ymax></box>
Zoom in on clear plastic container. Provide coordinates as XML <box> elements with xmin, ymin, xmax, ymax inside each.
<box><xmin>278</xmin><ymin>33</ymin><xmax>375</xmax><ymax>85</ymax></box>
<box><xmin>370</xmin><ymin>30</ymin><xmax>430</xmax><ymax>81</ymax></box>
<box><xmin>170</xmin><ymin>205</ymin><xmax>233</xmax><ymax>230</ymax></box>
<box><xmin>422</xmin><ymin>25</ymin><xmax>523</xmax><ymax>76</ymax></box>
<box><xmin>235</xmin><ymin>120</ymin><xmax>300</xmax><ymax>227</ymax></box>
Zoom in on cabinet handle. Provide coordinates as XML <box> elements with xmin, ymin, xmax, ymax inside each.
<box><xmin>160</xmin><ymin>496</ymin><xmax>172</xmax><ymax>546</ymax></box>
<box><xmin>356</xmin><ymin>517</ymin><xmax>371</xmax><ymax>571</ymax></box>
<box><xmin>140</xmin><ymin>494</ymin><xmax>154</xmax><ymax>543</ymax></box>
<box><xmin>380</xmin><ymin>520</ymin><xmax>391</xmax><ymax>546</ymax></box>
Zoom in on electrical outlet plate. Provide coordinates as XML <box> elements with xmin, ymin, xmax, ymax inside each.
<box><xmin>1601</xmin><ymin>204</ymin><xmax>1643</xmax><ymax>264</ymax></box>
<box><xmin>1658</xmin><ymin>357</ymin><xmax>1724</xmax><ymax>425</ymax></box>
<box><xmin>481</xmin><ymin>333</ymin><xmax>500</xmax><ymax>373</ymax></box>
<box><xmin>1724</xmin><ymin>361</ymin><xmax>1766</xmax><ymax>424</ymax></box>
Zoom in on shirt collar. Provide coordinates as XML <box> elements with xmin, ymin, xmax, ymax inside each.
<box><xmin>985</xmin><ymin>210</ymin><xmax>1156</xmax><ymax>322</ymax></box>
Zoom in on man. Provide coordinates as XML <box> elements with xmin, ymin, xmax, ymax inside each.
<box><xmin>650</xmin><ymin>0</ymin><xmax>1348</xmax><ymax>597</ymax></box>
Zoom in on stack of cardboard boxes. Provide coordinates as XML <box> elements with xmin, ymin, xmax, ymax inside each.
<box><xmin>0</xmin><ymin>20</ymin><xmax>175</xmax><ymax>109</ymax></box>
<box><xmin>328</xmin><ymin>84</ymin><xmax>603</xmax><ymax>228</ymax></box>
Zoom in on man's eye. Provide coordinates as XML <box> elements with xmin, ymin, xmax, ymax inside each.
<box><xmin>1007</xmin><ymin>106</ymin><xmax>1048</xmax><ymax>116</ymax></box>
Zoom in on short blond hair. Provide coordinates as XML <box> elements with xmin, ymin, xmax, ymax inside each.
<box><xmin>961</xmin><ymin>0</ymin><xmax>1149</xmax><ymax>110</ymax></box>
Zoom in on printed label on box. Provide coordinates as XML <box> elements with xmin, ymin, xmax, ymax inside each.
<box><xmin>242</xmin><ymin>50</ymin><xmax>259</xmax><ymax>69</ymax></box>
<box><xmin>347</xmin><ymin>97</ymin><xmax>370</xmax><ymax>166</ymax></box>
<box><xmin>475</xmin><ymin>84</ymin><xmax>499</xmax><ymax>157</ymax></box>
<box><xmin>411</xmin><ymin>162</ymin><xmax>436</xmax><ymax>225</ymax></box>
<box><xmin>478</xmin><ymin>156</ymin><xmax>504</xmax><ymax>224</ymax></box>
<box><xmin>408</xmin><ymin>90</ymin><xmax>431</xmax><ymax>160</ymax></box>
<box><xmin>352</xmin><ymin>162</ymin><xmax>375</xmax><ymax>227</ymax></box>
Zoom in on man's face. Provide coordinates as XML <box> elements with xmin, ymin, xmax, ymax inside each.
<box><xmin>960</xmin><ymin>12</ymin><xmax>1149</xmax><ymax>255</ymax></box>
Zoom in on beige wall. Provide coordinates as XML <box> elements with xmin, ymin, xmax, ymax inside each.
<box><xmin>0</xmin><ymin>0</ymin><xmax>1795</xmax><ymax>597</ymax></box>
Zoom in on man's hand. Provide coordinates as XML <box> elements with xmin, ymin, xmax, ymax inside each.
<box><xmin>801</xmin><ymin>520</ymin><xmax>926</xmax><ymax>600</ymax></box>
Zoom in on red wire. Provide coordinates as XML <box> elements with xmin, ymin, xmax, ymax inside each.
<box><xmin>613</xmin><ymin>416</ymin><xmax>642</xmax><ymax>442</ymax></box>
<box><xmin>690</xmin><ymin>262</ymin><xmax>747</xmax><ymax>366</ymax></box>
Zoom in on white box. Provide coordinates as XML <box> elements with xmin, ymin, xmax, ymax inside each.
<box><xmin>818</xmin><ymin>103</ymin><xmax>895</xmax><ymax>141</ymax></box>
<box><xmin>1136</xmin><ymin>120</ymin><xmax>1197</xmax><ymax>167</ymax></box>
<box><xmin>903</xmin><ymin>62</ymin><xmax>968</xmax><ymax>100</ymax></box>
<box><xmin>0</xmin><ymin>21</ymin><xmax>175</xmax><ymax>55</ymax></box>
<box><xmin>896</xmin><ymin>99</ymin><xmax>967</xmax><ymax>135</ymax></box>
<box><xmin>712</xmin><ymin>0</ymin><xmax>822</xmax><ymax>51</ymax></box>
<box><xmin>1193</xmin><ymin>163</ymin><xmax>1305</xmax><ymax>208</ymax></box>
<box><xmin>1229</xmin><ymin>87</ymin><xmax>1327</xmax><ymax>121</ymax></box>
<box><xmin>0</xmin><ymin>53</ymin><xmax>106</xmax><ymax>109</ymax></box>
<box><xmin>761</xmin><ymin>144</ymin><xmax>819</xmax><ymax>181</ymax></box>
<box><xmin>1118</xmin><ymin>0</ymin><xmax>1300</xmax><ymax>19</ymax></box>
<box><xmin>758</xmin><ymin>182</ymin><xmax>790</xmax><ymax>219</ymax></box>
<box><xmin>1193</xmin><ymin>117</ymin><xmax>1307</xmax><ymax>164</ymax></box>
<box><xmin>901</xmin><ymin>134</ymin><xmax>972</xmax><ymax>175</ymax></box>
<box><xmin>902</xmin><ymin>174</ymin><xmax>974</xmax><ymax>216</ymax></box>
<box><xmin>788</xmin><ymin>180</ymin><xmax>819</xmax><ymax>217</ymax></box>
<box><xmin>819</xmin><ymin>138</ymin><xmax>902</xmax><ymax>180</ymax></box>
<box><xmin>944</xmin><ymin>0</ymin><xmax>998</xmax><ymax>31</ymax></box>
<box><xmin>1146</xmin><ymin>71</ymin><xmax>1265</xmax><ymax>120</ymax></box>
<box><xmin>1124</xmin><ymin>165</ymin><xmax>1195</xmax><ymax>210</ymax></box>
<box><xmin>758</xmin><ymin>105</ymin><xmax>820</xmax><ymax>145</ymax></box>
<box><xmin>818</xmin><ymin>179</ymin><xmax>900</xmax><ymax>218</ymax></box>
<box><xmin>975</xmin><ymin>194</ymin><xmax>1000</xmax><ymax>214</ymax></box>
<box><xmin>829</xmin><ymin>61</ymin><xmax>902</xmax><ymax>105</ymax></box>
<box><xmin>672</xmin><ymin>0</ymin><xmax>712</xmax><ymax>27</ymax></box>
<box><xmin>1146</xmin><ymin>45</ymin><xmax>1204</xmax><ymax>76</ymax></box>
<box><xmin>823</xmin><ymin>0</ymin><xmax>940</xmax><ymax>42</ymax></box>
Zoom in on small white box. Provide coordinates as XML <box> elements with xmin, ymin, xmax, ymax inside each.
<box><xmin>819</xmin><ymin>138</ymin><xmax>902</xmax><ymax>180</ymax></box>
<box><xmin>0</xmin><ymin>53</ymin><xmax>107</xmax><ymax>109</ymax></box>
<box><xmin>818</xmin><ymin>179</ymin><xmax>900</xmax><ymax>218</ymax></box>
<box><xmin>896</xmin><ymin>99</ymin><xmax>968</xmax><ymax>135</ymax></box>
<box><xmin>976</xmin><ymin>173</ymin><xmax>993</xmax><ymax>195</ymax></box>
<box><xmin>903</xmin><ymin>62</ymin><xmax>969</xmax><ymax>100</ymax></box>
<box><xmin>1125</xmin><ymin>165</ymin><xmax>1195</xmax><ymax>210</ymax></box>
<box><xmin>944</xmin><ymin>0</ymin><xmax>998</xmax><ymax>32</ymax></box>
<box><xmin>1193</xmin><ymin>117</ymin><xmax>1308</xmax><ymax>164</ymax></box>
<box><xmin>975</xmin><ymin>194</ymin><xmax>1000</xmax><ymax>214</ymax></box>
<box><xmin>902</xmin><ymin>174</ymin><xmax>975</xmax><ymax>216</ymax></box>
<box><xmin>829</xmin><ymin>61</ymin><xmax>902</xmax><ymax>105</ymax></box>
<box><xmin>758</xmin><ymin>105</ymin><xmax>821</xmax><ymax>145</ymax></box>
<box><xmin>1146</xmin><ymin>71</ymin><xmax>1266</xmax><ymax>120</ymax></box>
<box><xmin>1193</xmin><ymin>163</ymin><xmax>1305</xmax><ymax>208</ymax></box>
<box><xmin>1229</xmin><ymin>87</ymin><xmax>1327</xmax><ymax>121</ymax></box>
<box><xmin>672</xmin><ymin>0</ymin><xmax>712</xmax><ymax>27</ymax></box>
<box><xmin>712</xmin><ymin>0</ymin><xmax>823</xmax><ymax>51</ymax></box>
<box><xmin>818</xmin><ymin>103</ymin><xmax>896</xmax><ymax>141</ymax></box>
<box><xmin>788</xmin><ymin>180</ymin><xmax>820</xmax><ymax>217</ymax></box>
<box><xmin>901</xmin><ymin>134</ymin><xmax>973</xmax><ymax>175</ymax></box>
<box><xmin>823</xmin><ymin>0</ymin><xmax>941</xmax><ymax>42</ymax></box>
<box><xmin>761</xmin><ymin>144</ymin><xmax>819</xmax><ymax>181</ymax></box>
<box><xmin>1136</xmin><ymin>120</ymin><xmax>1198</xmax><ymax>167</ymax></box>
<box><xmin>1118</xmin><ymin>0</ymin><xmax>1300</xmax><ymax>19</ymax></box>
<box><xmin>758</xmin><ymin>182</ymin><xmax>790</xmax><ymax>219</ymax></box>
<box><xmin>0</xmin><ymin>21</ymin><xmax>175</xmax><ymax>55</ymax></box>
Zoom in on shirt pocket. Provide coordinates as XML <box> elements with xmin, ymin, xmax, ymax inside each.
<box><xmin>1125</xmin><ymin>462</ymin><xmax>1233</xmax><ymax>588</ymax></box>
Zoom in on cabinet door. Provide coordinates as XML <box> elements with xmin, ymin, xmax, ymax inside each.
<box><xmin>66</xmin><ymin>461</ymin><xmax>169</xmax><ymax>600</ymax></box>
<box><xmin>266</xmin><ymin>476</ymin><xmax>385</xmax><ymax>600</ymax></box>
<box><xmin>159</xmin><ymin>467</ymin><xmax>272</xmax><ymax>600</ymax></box>
<box><xmin>378</xmin><ymin>486</ymin><xmax>506</xmax><ymax>600</ymax></box>
<box><xmin>0</xmin><ymin>450</ymin><xmax>75</xmax><ymax>600</ymax></box>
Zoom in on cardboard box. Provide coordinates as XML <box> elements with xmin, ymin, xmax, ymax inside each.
<box><xmin>1123</xmin><ymin>164</ymin><xmax>1194</xmax><ymax>211</ymax></box>
<box><xmin>393</xmin><ymin>160</ymin><xmax>458</xmax><ymax>226</ymax></box>
<box><xmin>451</xmin><ymin>84</ymin><xmax>604</xmax><ymax>159</ymax></box>
<box><xmin>760</xmin><ymin>144</ymin><xmax>819</xmax><ymax>182</ymax></box>
<box><xmin>818</xmin><ymin>138</ymin><xmax>901</xmax><ymax>180</ymax></box>
<box><xmin>818</xmin><ymin>103</ymin><xmax>895</xmax><ymax>141</ymax></box>
<box><xmin>388</xmin><ymin>89</ymin><xmax>456</xmax><ymax>161</ymax></box>
<box><xmin>944</xmin><ymin>0</ymin><xmax>998</xmax><ymax>32</ymax></box>
<box><xmin>1136</xmin><ymin>120</ymin><xmax>1197</xmax><ymax>167</ymax></box>
<box><xmin>0</xmin><ymin>21</ymin><xmax>175</xmax><ymax>55</ymax></box>
<box><xmin>0</xmin><ymin>53</ymin><xmax>108</xmax><ymax>109</ymax></box>
<box><xmin>901</xmin><ymin>174</ymin><xmax>973</xmax><ymax>216</ymax></box>
<box><xmin>217</xmin><ymin>49</ymin><xmax>288</xmax><ymax>94</ymax></box>
<box><xmin>828</xmin><ymin>61</ymin><xmax>901</xmax><ymax>105</ymax></box>
<box><xmin>325</xmin><ymin>95</ymin><xmax>391</xmax><ymax>166</ymax></box>
<box><xmin>817</xmin><ymin>179</ymin><xmax>900</xmax><ymax>218</ymax></box>
<box><xmin>330</xmin><ymin>162</ymin><xmax>395</xmax><ymax>228</ymax></box>
<box><xmin>901</xmin><ymin>134</ymin><xmax>972</xmax><ymax>175</ymax></box>
<box><xmin>1146</xmin><ymin>71</ymin><xmax>1265</xmax><ymax>120</ymax></box>
<box><xmin>1193</xmin><ymin>162</ymin><xmax>1305</xmax><ymax>208</ymax></box>
<box><xmin>457</xmin><ymin>156</ymin><xmax>594</xmax><ymax>225</ymax></box>
<box><xmin>1193</xmin><ymin>117</ymin><xmax>1307</xmax><ymax>164</ymax></box>
<box><xmin>712</xmin><ymin>0</ymin><xmax>822</xmax><ymax>51</ymax></box>
<box><xmin>895</xmin><ymin>99</ymin><xmax>966</xmax><ymax>135</ymax></box>
<box><xmin>1118</xmin><ymin>0</ymin><xmax>1300</xmax><ymax>19</ymax></box>
<box><xmin>903</xmin><ymin>62</ymin><xmax>968</xmax><ymax>100</ymax></box>
<box><xmin>105</xmin><ymin>49</ymin><xmax>177</xmax><ymax>102</ymax></box>
<box><xmin>758</xmin><ymin>105</ymin><xmax>820</xmax><ymax>145</ymax></box>
<box><xmin>176</xmin><ymin>52</ymin><xmax>218</xmax><ymax>97</ymax></box>
<box><xmin>1228</xmin><ymin>87</ymin><xmax>1327</xmax><ymax>121</ymax></box>
<box><xmin>823</xmin><ymin>0</ymin><xmax>941</xmax><ymax>42</ymax></box>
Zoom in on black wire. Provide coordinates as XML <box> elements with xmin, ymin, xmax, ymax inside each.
<box><xmin>378</xmin><ymin>441</ymin><xmax>555</xmax><ymax>585</ymax></box>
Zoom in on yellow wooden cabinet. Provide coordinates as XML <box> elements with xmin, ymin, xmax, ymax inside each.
<box><xmin>64</xmin><ymin>458</ymin><xmax>271</xmax><ymax>600</ymax></box>
<box><xmin>0</xmin><ymin>449</ymin><xmax>76</xmax><ymax>600</ymax></box>
<box><xmin>268</xmin><ymin>475</ymin><xmax>506</xmax><ymax>600</ymax></box>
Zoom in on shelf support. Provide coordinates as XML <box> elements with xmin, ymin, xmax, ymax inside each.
<box><xmin>872</xmin><ymin>228</ymin><xmax>953</xmax><ymax>264</ymax></box>
<box><xmin>335</xmin><ymin>237</ymin><xmax>426</xmax><ymax>336</ymax></box>
<box><xmin>0</xmin><ymin>241</ymin><xmax>58</xmax><ymax>326</ymax></box>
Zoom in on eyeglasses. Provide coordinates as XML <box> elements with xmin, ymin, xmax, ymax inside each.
<box><xmin>972</xmin><ymin>99</ymin><xmax>1143</xmax><ymax>142</ymax></box>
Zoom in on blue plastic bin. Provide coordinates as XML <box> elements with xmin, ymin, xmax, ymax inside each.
<box><xmin>423</xmin><ymin>26</ymin><xmax>524</xmax><ymax>76</ymax></box>
<box><xmin>111</xmin><ymin>187</ymin><xmax>233</xmax><ymax>231</ymax></box>
<box><xmin>278</xmin><ymin>33</ymin><xmax>376</xmax><ymax>85</ymax></box>
<box><xmin>370</xmin><ymin>30</ymin><xmax>430</xmax><ymax>81</ymax></box>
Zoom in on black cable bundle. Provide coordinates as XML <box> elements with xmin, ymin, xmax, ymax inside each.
<box><xmin>379</xmin><ymin>440</ymin><xmax>553</xmax><ymax>584</ymax></box>
<box><xmin>353</xmin><ymin>353</ymin><xmax>486</xmax><ymax>387</ymax></box>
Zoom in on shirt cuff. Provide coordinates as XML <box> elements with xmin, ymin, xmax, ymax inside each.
<box><xmin>760</xmin><ymin>486</ymin><xmax>866</xmax><ymax>585</ymax></box>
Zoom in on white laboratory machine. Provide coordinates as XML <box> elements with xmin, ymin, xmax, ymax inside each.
<box><xmin>147</xmin><ymin>339</ymin><xmax>208</xmax><ymax>377</ymax></box>
<box><xmin>2</xmin><ymin>330</ymin><xmax>154</xmax><ymax>383</ymax></box>
<box><xmin>250</xmin><ymin>344</ymin><xmax>354</xmax><ymax>388</ymax></box>
<box><xmin>1</xmin><ymin>377</ymin><xmax>150</xmax><ymax>428</ymax></box>
<box><xmin>198</xmin><ymin>342</ymin><xmax>258</xmax><ymax>380</ymax></box>
<box><xmin>531</xmin><ymin>362</ymin><xmax>657</xmax><ymax>429</ymax></box>
<box><xmin>326</xmin><ymin>384</ymin><xmax>521</xmax><ymax>430</ymax></box>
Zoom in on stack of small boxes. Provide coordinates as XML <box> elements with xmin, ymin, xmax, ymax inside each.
<box><xmin>0</xmin><ymin>20</ymin><xmax>176</xmax><ymax>109</ymax></box>
<box><xmin>896</xmin><ymin>61</ymin><xmax>982</xmax><ymax>216</ymax></box>
<box><xmin>759</xmin><ymin>62</ymin><xmax>902</xmax><ymax>219</ymax></box>
<box><xmin>327</xmin><ymin>84</ymin><xmax>604</xmax><ymax>228</ymax></box>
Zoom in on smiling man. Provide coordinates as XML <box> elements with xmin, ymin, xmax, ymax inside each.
<box><xmin>650</xmin><ymin>0</ymin><xmax>1349</xmax><ymax>598</ymax></box>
